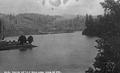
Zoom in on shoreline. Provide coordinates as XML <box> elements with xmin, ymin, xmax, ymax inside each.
<box><xmin>5</xmin><ymin>30</ymin><xmax>83</xmax><ymax>38</ymax></box>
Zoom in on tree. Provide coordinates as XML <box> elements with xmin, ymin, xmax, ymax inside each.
<box><xmin>82</xmin><ymin>14</ymin><xmax>98</xmax><ymax>36</ymax></box>
<box><xmin>86</xmin><ymin>36</ymin><xmax>120</xmax><ymax>73</ymax></box>
<box><xmin>100</xmin><ymin>0</ymin><xmax>120</xmax><ymax>27</ymax></box>
<box><xmin>0</xmin><ymin>20</ymin><xmax>1</xmax><ymax>33</ymax></box>
<box><xmin>85</xmin><ymin>14</ymin><xmax>94</xmax><ymax>28</ymax></box>
<box><xmin>85</xmin><ymin>0</ymin><xmax>120</xmax><ymax>73</ymax></box>
<box><xmin>0</xmin><ymin>19</ymin><xmax>3</xmax><ymax>40</ymax></box>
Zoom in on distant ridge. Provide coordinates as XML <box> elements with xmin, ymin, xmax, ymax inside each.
<box><xmin>0</xmin><ymin>13</ymin><xmax>86</xmax><ymax>36</ymax></box>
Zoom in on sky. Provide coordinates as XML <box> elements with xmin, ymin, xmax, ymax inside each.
<box><xmin>0</xmin><ymin>0</ymin><xmax>104</xmax><ymax>15</ymax></box>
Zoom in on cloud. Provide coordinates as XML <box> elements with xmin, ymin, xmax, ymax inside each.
<box><xmin>0</xmin><ymin>0</ymin><xmax>104</xmax><ymax>15</ymax></box>
<box><xmin>39</xmin><ymin>0</ymin><xmax>104</xmax><ymax>15</ymax></box>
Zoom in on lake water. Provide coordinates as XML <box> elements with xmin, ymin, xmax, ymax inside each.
<box><xmin>0</xmin><ymin>32</ymin><xmax>98</xmax><ymax>73</ymax></box>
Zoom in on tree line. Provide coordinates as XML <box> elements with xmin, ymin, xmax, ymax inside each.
<box><xmin>83</xmin><ymin>0</ymin><xmax>120</xmax><ymax>37</ymax></box>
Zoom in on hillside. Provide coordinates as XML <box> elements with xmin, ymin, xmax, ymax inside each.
<box><xmin>0</xmin><ymin>13</ymin><xmax>85</xmax><ymax>37</ymax></box>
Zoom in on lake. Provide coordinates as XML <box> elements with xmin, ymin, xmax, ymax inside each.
<box><xmin>0</xmin><ymin>32</ymin><xmax>98</xmax><ymax>73</ymax></box>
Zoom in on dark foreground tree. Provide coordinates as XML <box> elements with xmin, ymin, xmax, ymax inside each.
<box><xmin>85</xmin><ymin>0</ymin><xmax>120</xmax><ymax>73</ymax></box>
<box><xmin>93</xmin><ymin>37</ymin><xmax>120</xmax><ymax>73</ymax></box>
<box><xmin>86</xmin><ymin>36</ymin><xmax>120</xmax><ymax>73</ymax></box>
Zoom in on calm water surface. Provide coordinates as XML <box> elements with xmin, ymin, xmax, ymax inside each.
<box><xmin>0</xmin><ymin>32</ymin><xmax>98</xmax><ymax>73</ymax></box>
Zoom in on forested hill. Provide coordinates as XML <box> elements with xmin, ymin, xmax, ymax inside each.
<box><xmin>0</xmin><ymin>13</ymin><xmax>85</xmax><ymax>37</ymax></box>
